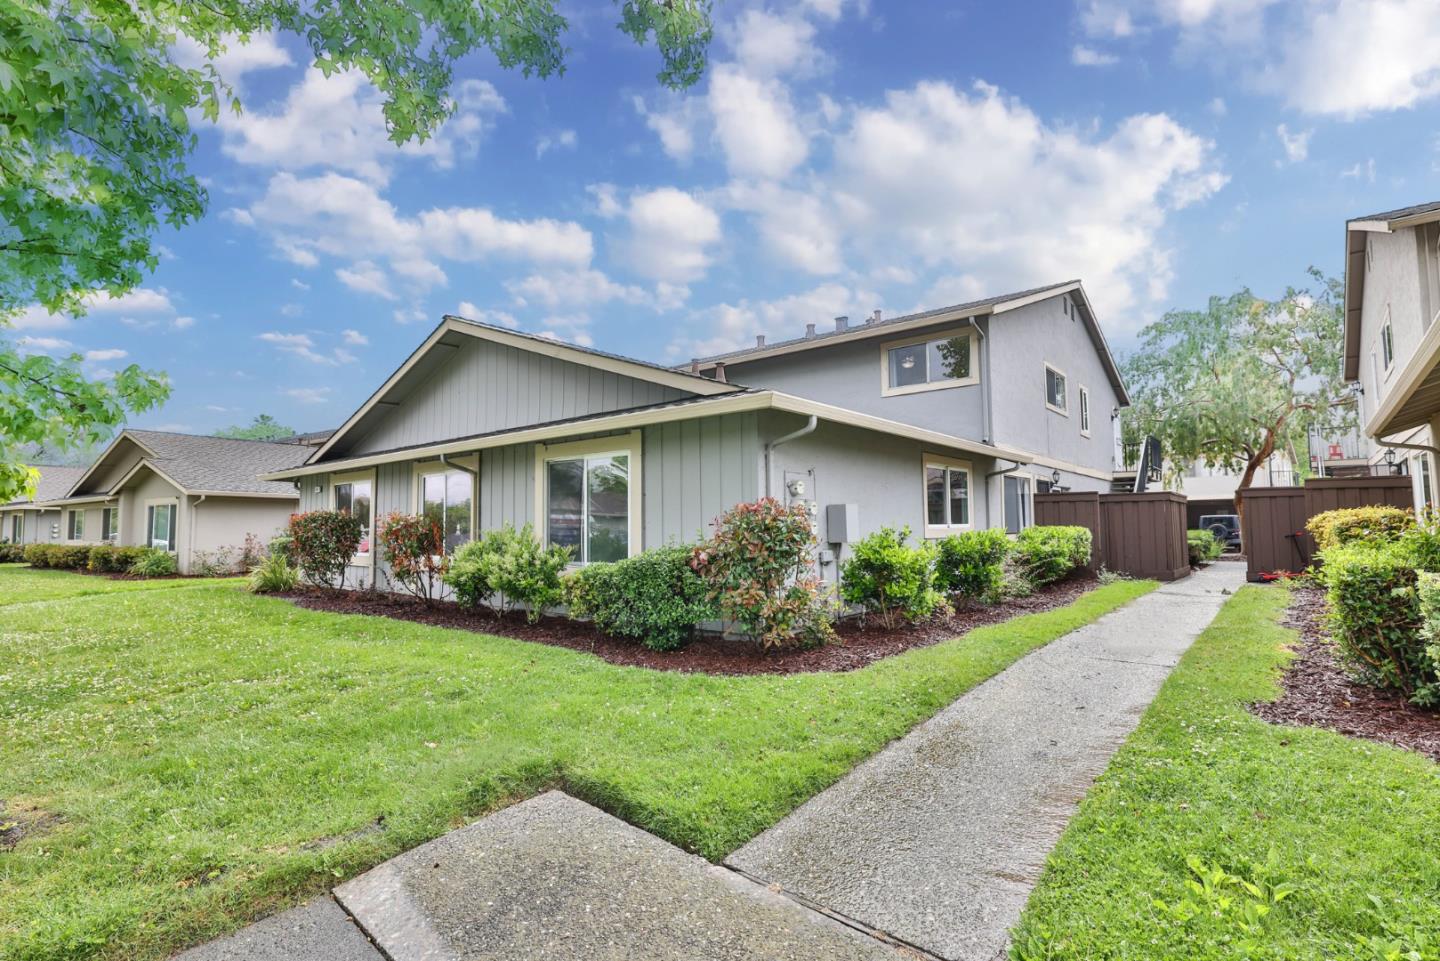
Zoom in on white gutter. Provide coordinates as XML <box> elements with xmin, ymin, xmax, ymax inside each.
<box><xmin>764</xmin><ymin>416</ymin><xmax>818</xmax><ymax>498</ymax></box>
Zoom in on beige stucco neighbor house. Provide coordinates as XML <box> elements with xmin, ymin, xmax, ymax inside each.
<box><xmin>1343</xmin><ymin>200</ymin><xmax>1440</xmax><ymax>509</ymax></box>
<box><xmin>33</xmin><ymin>430</ymin><xmax>312</xmax><ymax>573</ymax></box>
<box><xmin>1</xmin><ymin>464</ymin><xmax>87</xmax><ymax>546</ymax></box>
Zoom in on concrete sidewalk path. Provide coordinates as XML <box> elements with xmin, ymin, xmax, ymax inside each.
<box><xmin>726</xmin><ymin>564</ymin><xmax>1246</xmax><ymax>961</ymax></box>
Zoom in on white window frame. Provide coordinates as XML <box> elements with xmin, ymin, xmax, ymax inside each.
<box><xmin>533</xmin><ymin>430</ymin><xmax>643</xmax><ymax>564</ymax></box>
<box><xmin>1381</xmin><ymin>305</ymin><xmax>1395</xmax><ymax>374</ymax></box>
<box><xmin>101</xmin><ymin>506</ymin><xmax>120</xmax><ymax>542</ymax></box>
<box><xmin>1003</xmin><ymin>471</ymin><xmax>1036</xmax><ymax>535</ymax></box>
<box><xmin>921</xmin><ymin>453</ymin><xmax>974</xmax><ymax>539</ymax></box>
<box><xmin>145</xmin><ymin>498</ymin><xmax>178</xmax><ymax>552</ymax></box>
<box><xmin>412</xmin><ymin>459</ymin><xmax>477</xmax><ymax>557</ymax></box>
<box><xmin>1414</xmin><ymin>453</ymin><xmax>1434</xmax><ymax>510</ymax></box>
<box><xmin>66</xmin><ymin>509</ymin><xmax>86</xmax><ymax>542</ymax></box>
<box><xmin>1045</xmin><ymin>363</ymin><xmax>1069</xmax><ymax>415</ymax></box>
<box><xmin>8</xmin><ymin>513</ymin><xmax>22</xmax><ymax>543</ymax></box>
<box><xmin>332</xmin><ymin>468</ymin><xmax>377</xmax><ymax>566</ymax></box>
<box><xmin>1079</xmin><ymin>385</ymin><xmax>1091</xmax><ymax>436</ymax></box>
<box><xmin>880</xmin><ymin>327</ymin><xmax>980</xmax><ymax>397</ymax></box>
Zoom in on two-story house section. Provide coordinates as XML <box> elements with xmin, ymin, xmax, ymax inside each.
<box><xmin>685</xmin><ymin>280</ymin><xmax>1130</xmax><ymax>534</ymax></box>
<box><xmin>1343</xmin><ymin>201</ymin><xmax>1440</xmax><ymax>508</ymax></box>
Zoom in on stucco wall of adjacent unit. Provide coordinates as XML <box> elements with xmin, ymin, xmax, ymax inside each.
<box><xmin>119</xmin><ymin>468</ymin><xmax>184</xmax><ymax>552</ymax></box>
<box><xmin>1358</xmin><ymin>226</ymin><xmax>1428</xmax><ymax>427</ymax></box>
<box><xmin>186</xmin><ymin>496</ymin><xmax>297</xmax><ymax>570</ymax></box>
<box><xmin>343</xmin><ymin>336</ymin><xmax>693</xmax><ymax>458</ymax></box>
<box><xmin>59</xmin><ymin>505</ymin><xmax>107</xmax><ymax>546</ymax></box>
<box><xmin>986</xmin><ymin>296</ymin><xmax>1121</xmax><ymax>480</ymax></box>
<box><xmin>2</xmin><ymin>508</ymin><xmax>63</xmax><ymax>545</ymax></box>
<box><xmin>719</xmin><ymin>320</ymin><xmax>988</xmax><ymax>440</ymax></box>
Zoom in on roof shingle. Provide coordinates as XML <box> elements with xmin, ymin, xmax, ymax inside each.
<box><xmin>102</xmin><ymin>431</ymin><xmax>311</xmax><ymax>496</ymax></box>
<box><xmin>3</xmin><ymin>465</ymin><xmax>87</xmax><ymax>507</ymax></box>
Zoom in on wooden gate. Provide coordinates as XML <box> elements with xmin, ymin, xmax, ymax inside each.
<box><xmin>1035</xmin><ymin>490</ymin><xmax>1189</xmax><ymax>581</ymax></box>
<box><xmin>1239</xmin><ymin>475</ymin><xmax>1414</xmax><ymax>581</ymax></box>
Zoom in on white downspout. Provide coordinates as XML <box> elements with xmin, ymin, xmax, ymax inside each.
<box><xmin>764</xmin><ymin>415</ymin><xmax>818</xmax><ymax>498</ymax></box>
<box><xmin>187</xmin><ymin>494</ymin><xmax>206</xmax><ymax>574</ymax></box>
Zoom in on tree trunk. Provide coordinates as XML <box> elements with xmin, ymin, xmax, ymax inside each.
<box><xmin>1232</xmin><ymin>432</ymin><xmax>1278</xmax><ymax>539</ymax></box>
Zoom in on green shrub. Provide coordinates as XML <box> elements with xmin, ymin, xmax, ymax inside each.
<box><xmin>1416</xmin><ymin>571</ymin><xmax>1440</xmax><ymax>706</ymax></box>
<box><xmin>377</xmin><ymin>512</ymin><xmax>448</xmax><ymax>603</ymax></box>
<box><xmin>1187</xmin><ymin>529</ymin><xmax>1223</xmax><ymax>566</ymax></box>
<box><xmin>1307</xmin><ymin>505</ymin><xmax>1413</xmax><ymax>551</ymax></box>
<box><xmin>24</xmin><ymin>544</ymin><xmax>91</xmax><ymax>570</ymax></box>
<box><xmin>287</xmin><ymin>510</ymin><xmax>362</xmax><ymax>590</ymax></box>
<box><xmin>128</xmin><ymin>548</ymin><xmax>178</xmax><ymax>578</ymax></box>
<box><xmin>1013</xmin><ymin>525</ymin><xmax>1092</xmax><ymax>586</ymax></box>
<box><xmin>22</xmin><ymin>543</ymin><xmax>48</xmax><ymax>567</ymax></box>
<box><xmin>0</xmin><ymin>543</ymin><xmax>24</xmax><ymax>562</ymax></box>
<box><xmin>88</xmin><ymin>544</ymin><xmax>145</xmax><ymax>573</ymax></box>
<box><xmin>564</xmin><ymin>545</ymin><xmax>716</xmax><ymax>651</ymax></box>
<box><xmin>1321</xmin><ymin>541</ymin><xmax>1437</xmax><ymax>705</ymax></box>
<box><xmin>934</xmin><ymin>529</ymin><xmax>1010</xmax><ymax>600</ymax></box>
<box><xmin>444</xmin><ymin>524</ymin><xmax>569</xmax><ymax>622</ymax></box>
<box><xmin>690</xmin><ymin>498</ymin><xmax>834</xmax><ymax>649</ymax></box>
<box><xmin>1400</xmin><ymin>513</ymin><xmax>1440</xmax><ymax>573</ymax></box>
<box><xmin>248</xmin><ymin>551</ymin><xmax>299</xmax><ymax>594</ymax></box>
<box><xmin>839</xmin><ymin>526</ymin><xmax>946</xmax><ymax>629</ymax></box>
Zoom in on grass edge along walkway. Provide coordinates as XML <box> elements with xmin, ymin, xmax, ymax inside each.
<box><xmin>1010</xmin><ymin>584</ymin><xmax>1440</xmax><ymax>961</ymax></box>
<box><xmin>0</xmin><ymin>573</ymin><xmax>1154</xmax><ymax>961</ymax></box>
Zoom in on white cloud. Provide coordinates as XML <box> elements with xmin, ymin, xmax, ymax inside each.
<box><xmin>393</xmin><ymin>305</ymin><xmax>429</xmax><ymax>325</ymax></box>
<box><xmin>505</xmin><ymin>269</ymin><xmax>651</xmax><ymax>309</ymax></box>
<box><xmin>84</xmin><ymin>348</ymin><xmax>128</xmax><ymax>362</ymax></box>
<box><xmin>172</xmin><ymin>316</ymin><xmax>196</xmax><ymax>330</ymax></box>
<box><xmin>280</xmin><ymin>302</ymin><xmax>304</xmax><ymax>318</ymax></box>
<box><xmin>9</xmin><ymin>287</ymin><xmax>176</xmax><ymax>330</ymax></box>
<box><xmin>336</xmin><ymin>261</ymin><xmax>396</xmax><ymax>300</ymax></box>
<box><xmin>454</xmin><ymin>302</ymin><xmax>519</xmax><ymax>328</ymax></box>
<box><xmin>1072</xmin><ymin>45</ymin><xmax>1119</xmax><ymax>66</ymax></box>
<box><xmin>725</xmin><ymin>180</ymin><xmax>843</xmax><ymax>275</ymax></box>
<box><xmin>1207</xmin><ymin>96</ymin><xmax>1228</xmax><ymax>116</ymax></box>
<box><xmin>727</xmin><ymin>9</ymin><xmax>822</xmax><ymax>77</ymax></box>
<box><xmin>612</xmin><ymin>187</ymin><xmax>723</xmax><ymax>284</ymax></box>
<box><xmin>283</xmin><ymin>386</ymin><xmax>332</xmax><ymax>404</ymax></box>
<box><xmin>258</xmin><ymin>331</ymin><xmax>356</xmax><ymax>366</ymax></box>
<box><xmin>532</xmin><ymin>314</ymin><xmax>594</xmax><ymax>347</ymax></box>
<box><xmin>173</xmin><ymin>32</ymin><xmax>293</xmax><ymax>91</ymax></box>
<box><xmin>1275</xmin><ymin>123</ymin><xmax>1312</xmax><ymax>164</ymax></box>
<box><xmin>708</xmin><ymin>66</ymin><xmax>809</xmax><ymax>180</ymax></box>
<box><xmin>1342</xmin><ymin>158</ymin><xmax>1377</xmax><ymax>183</ymax></box>
<box><xmin>535</xmin><ymin>129</ymin><xmax>578</xmax><ymax>158</ymax></box>
<box><xmin>15</xmin><ymin>336</ymin><xmax>72</xmax><ymax>353</ymax></box>
<box><xmin>291</xmin><ymin>278</ymin><xmax>311</xmax><ymax>291</ymax></box>
<box><xmin>667</xmin><ymin>282</ymin><xmax>881</xmax><ymax>360</ymax></box>
<box><xmin>341</xmin><ymin>328</ymin><xmax>369</xmax><ymax>346</ymax></box>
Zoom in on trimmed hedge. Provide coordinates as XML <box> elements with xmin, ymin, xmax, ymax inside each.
<box><xmin>23</xmin><ymin>543</ymin><xmax>92</xmax><ymax>569</ymax></box>
<box><xmin>1307</xmin><ymin>505</ymin><xmax>1412</xmax><ymax>551</ymax></box>
<box><xmin>564</xmin><ymin>546</ymin><xmax>716</xmax><ymax>651</ymax></box>
<box><xmin>88</xmin><ymin>544</ymin><xmax>146</xmax><ymax>573</ymax></box>
<box><xmin>1187</xmin><ymin>529</ymin><xmax>1222</xmax><ymax>566</ymax></box>
<box><xmin>0</xmin><ymin>543</ymin><xmax>25</xmax><ymax>563</ymax></box>
<box><xmin>934</xmin><ymin>529</ymin><xmax>1010</xmax><ymax>600</ymax></box>
<box><xmin>1013</xmin><ymin>525</ymin><xmax>1092</xmax><ymax>586</ymax></box>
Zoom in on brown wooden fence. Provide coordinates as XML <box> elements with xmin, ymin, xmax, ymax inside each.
<box><xmin>1238</xmin><ymin>475</ymin><xmax>1414</xmax><ymax>581</ymax></box>
<box><xmin>1035</xmin><ymin>491</ymin><xmax>1190</xmax><ymax>581</ymax></box>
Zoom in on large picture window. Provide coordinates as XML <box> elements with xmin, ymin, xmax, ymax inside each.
<box><xmin>419</xmin><ymin>468</ymin><xmax>472</xmax><ymax>553</ymax></box>
<box><xmin>922</xmin><ymin>454</ymin><xmax>972</xmax><ymax>538</ymax></box>
<box><xmin>537</xmin><ymin>432</ymin><xmax>641</xmax><ymax>564</ymax></box>
<box><xmin>881</xmin><ymin>328</ymin><xmax>978</xmax><ymax>396</ymax></box>
<box><xmin>147</xmin><ymin>503</ymin><xmax>177</xmax><ymax>551</ymax></box>
<box><xmin>334</xmin><ymin>474</ymin><xmax>374</xmax><ymax>556</ymax></box>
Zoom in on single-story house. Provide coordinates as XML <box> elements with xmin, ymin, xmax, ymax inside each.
<box><xmin>1</xmin><ymin>464</ymin><xmax>88</xmax><ymax>546</ymax></box>
<box><xmin>38</xmin><ymin>430</ymin><xmax>312</xmax><ymax>572</ymax></box>
<box><xmin>261</xmin><ymin>281</ymin><xmax>1129</xmax><ymax>591</ymax></box>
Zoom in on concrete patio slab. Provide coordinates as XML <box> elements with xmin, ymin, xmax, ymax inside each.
<box><xmin>170</xmin><ymin>898</ymin><xmax>382</xmax><ymax>961</ymax></box>
<box><xmin>334</xmin><ymin>791</ymin><xmax>907</xmax><ymax>961</ymax></box>
<box><xmin>726</xmin><ymin>564</ymin><xmax>1245</xmax><ymax>961</ymax></box>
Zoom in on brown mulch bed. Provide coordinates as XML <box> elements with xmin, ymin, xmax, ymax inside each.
<box><xmin>1250</xmin><ymin>585</ymin><xmax>1440</xmax><ymax>762</ymax></box>
<box><xmin>279</xmin><ymin>574</ymin><xmax>1100</xmax><ymax>676</ymax></box>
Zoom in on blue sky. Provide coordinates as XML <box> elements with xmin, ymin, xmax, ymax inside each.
<box><xmin>13</xmin><ymin>0</ymin><xmax>1440</xmax><ymax>436</ymax></box>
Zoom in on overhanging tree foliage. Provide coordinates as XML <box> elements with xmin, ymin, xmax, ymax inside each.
<box><xmin>0</xmin><ymin>0</ymin><xmax>713</xmax><ymax>502</ymax></box>
<box><xmin>1123</xmin><ymin>268</ymin><xmax>1354</xmax><ymax>515</ymax></box>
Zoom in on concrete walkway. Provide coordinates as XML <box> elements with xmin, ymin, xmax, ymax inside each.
<box><xmin>171</xmin><ymin>566</ymin><xmax>1242</xmax><ymax>961</ymax></box>
<box><xmin>726</xmin><ymin>563</ymin><xmax>1245</xmax><ymax>960</ymax></box>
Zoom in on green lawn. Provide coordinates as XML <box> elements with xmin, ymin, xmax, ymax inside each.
<box><xmin>0</xmin><ymin>567</ymin><xmax>1155</xmax><ymax>961</ymax></box>
<box><xmin>1012</xmin><ymin>585</ymin><xmax>1440</xmax><ymax>960</ymax></box>
<box><xmin>0</xmin><ymin>563</ymin><xmax>241</xmax><ymax>606</ymax></box>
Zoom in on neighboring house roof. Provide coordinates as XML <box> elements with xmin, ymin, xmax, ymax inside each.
<box><xmin>60</xmin><ymin>430</ymin><xmax>311</xmax><ymax>502</ymax></box>
<box><xmin>2</xmin><ymin>465</ymin><xmax>87</xmax><ymax>508</ymax></box>
<box><xmin>260</xmin><ymin>388</ymin><xmax>1035</xmax><ymax>480</ymax></box>
<box><xmin>681</xmin><ymin>280</ymin><xmax>1130</xmax><ymax>405</ymax></box>
<box><xmin>1343</xmin><ymin>199</ymin><xmax>1440</xmax><ymax>382</ymax></box>
<box><xmin>307</xmin><ymin>315</ymin><xmax>744</xmax><ymax>466</ymax></box>
<box><xmin>274</xmin><ymin>429</ymin><xmax>335</xmax><ymax>446</ymax></box>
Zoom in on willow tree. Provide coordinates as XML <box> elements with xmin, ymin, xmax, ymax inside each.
<box><xmin>1123</xmin><ymin>269</ymin><xmax>1354</xmax><ymax>516</ymax></box>
<box><xmin>0</xmin><ymin>0</ymin><xmax>713</xmax><ymax>502</ymax></box>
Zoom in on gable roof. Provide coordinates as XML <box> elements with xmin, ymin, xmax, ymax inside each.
<box><xmin>65</xmin><ymin>430</ymin><xmax>310</xmax><ymax>500</ymax></box>
<box><xmin>1343</xmin><ymin>200</ymin><xmax>1440</xmax><ymax>382</ymax></box>
<box><xmin>307</xmin><ymin>315</ymin><xmax>744</xmax><ymax>465</ymax></box>
<box><xmin>683</xmin><ymin>280</ymin><xmax>1130</xmax><ymax>405</ymax></box>
<box><xmin>3</xmin><ymin>465</ymin><xmax>87</xmax><ymax>507</ymax></box>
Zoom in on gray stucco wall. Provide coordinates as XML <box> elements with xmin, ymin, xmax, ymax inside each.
<box><xmin>1358</xmin><ymin>226</ymin><xmax>1428</xmax><ymax>423</ymax></box>
<box><xmin>187</xmin><ymin>496</ymin><xmax>296</xmax><ymax>568</ymax></box>
<box><xmin>2</xmin><ymin>508</ymin><xmax>62</xmax><ymax>545</ymax></box>
<box><xmin>345</xmin><ymin>337</ymin><xmax>692</xmax><ymax>457</ymax></box>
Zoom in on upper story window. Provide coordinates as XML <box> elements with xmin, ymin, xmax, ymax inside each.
<box><xmin>880</xmin><ymin>327</ymin><xmax>978</xmax><ymax>397</ymax></box>
<box><xmin>1045</xmin><ymin>364</ymin><xmax>1068</xmax><ymax>414</ymax></box>
<box><xmin>1382</xmin><ymin>310</ymin><xmax>1395</xmax><ymax>371</ymax></box>
<box><xmin>334</xmin><ymin>472</ymin><xmax>374</xmax><ymax>557</ymax></box>
<box><xmin>1079</xmin><ymin>386</ymin><xmax>1091</xmax><ymax>435</ymax></box>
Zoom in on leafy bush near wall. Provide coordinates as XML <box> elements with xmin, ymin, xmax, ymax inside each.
<box><xmin>128</xmin><ymin>548</ymin><xmax>178</xmax><ymax>578</ymax></box>
<box><xmin>445</xmin><ymin>524</ymin><xmax>570</xmax><ymax>622</ymax></box>
<box><xmin>934</xmin><ymin>529</ymin><xmax>1011</xmax><ymax>600</ymax></box>
<box><xmin>23</xmin><ymin>544</ymin><xmax>91</xmax><ymax>569</ymax></box>
<box><xmin>1187</xmin><ymin>529</ymin><xmax>1223</xmax><ymax>566</ymax></box>
<box><xmin>0</xmin><ymin>543</ymin><xmax>26</xmax><ymax>562</ymax></box>
<box><xmin>378</xmin><ymin>513</ymin><xmax>449</xmax><ymax>604</ymax></box>
<box><xmin>88</xmin><ymin>544</ymin><xmax>145</xmax><ymax>573</ymax></box>
<box><xmin>1013</xmin><ymin>525</ymin><xmax>1093</xmax><ymax>586</ymax></box>
<box><xmin>1307</xmin><ymin>505</ymin><xmax>1413</xmax><ymax>551</ymax></box>
<box><xmin>1416</xmin><ymin>571</ymin><xmax>1440</xmax><ymax>704</ymax></box>
<box><xmin>690</xmin><ymin>498</ymin><xmax>835</xmax><ymax>649</ymax></box>
<box><xmin>248</xmin><ymin>552</ymin><xmax>299</xmax><ymax>594</ymax></box>
<box><xmin>565</xmin><ymin>545</ymin><xmax>716</xmax><ymax>651</ymax></box>
<box><xmin>287</xmin><ymin>510</ymin><xmax>362</xmax><ymax>590</ymax></box>
<box><xmin>1321</xmin><ymin>541</ymin><xmax>1437</xmax><ymax>706</ymax></box>
<box><xmin>839</xmin><ymin>526</ymin><xmax>946</xmax><ymax>630</ymax></box>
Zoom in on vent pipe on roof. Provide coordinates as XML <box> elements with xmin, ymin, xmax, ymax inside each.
<box><xmin>834</xmin><ymin>315</ymin><xmax>848</xmax><ymax>331</ymax></box>
<box><xmin>805</xmin><ymin>323</ymin><xmax>816</xmax><ymax>339</ymax></box>
<box><xmin>689</xmin><ymin>359</ymin><xmax>700</xmax><ymax>374</ymax></box>
<box><xmin>756</xmin><ymin>334</ymin><xmax>766</xmax><ymax>348</ymax></box>
<box><xmin>872</xmin><ymin>309</ymin><xmax>883</xmax><ymax>323</ymax></box>
<box><xmin>714</xmin><ymin>362</ymin><xmax>727</xmax><ymax>383</ymax></box>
